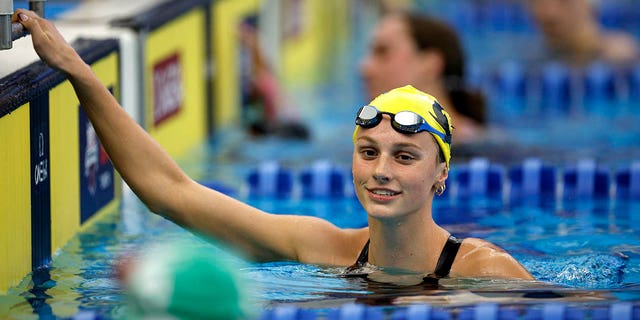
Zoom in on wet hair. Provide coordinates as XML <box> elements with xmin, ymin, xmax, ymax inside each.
<box><xmin>401</xmin><ymin>11</ymin><xmax>487</xmax><ymax>124</ymax></box>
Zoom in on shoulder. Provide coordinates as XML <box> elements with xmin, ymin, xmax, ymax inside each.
<box><xmin>450</xmin><ymin>237</ymin><xmax>533</xmax><ymax>280</ymax></box>
<box><xmin>601</xmin><ymin>31</ymin><xmax>640</xmax><ymax>65</ymax></box>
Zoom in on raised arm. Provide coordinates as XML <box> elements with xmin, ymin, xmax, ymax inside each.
<box><xmin>12</xmin><ymin>9</ymin><xmax>363</xmax><ymax>264</ymax></box>
<box><xmin>13</xmin><ymin>10</ymin><xmax>186</xmax><ymax>216</ymax></box>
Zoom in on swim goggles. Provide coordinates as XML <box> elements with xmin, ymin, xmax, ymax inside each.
<box><xmin>354</xmin><ymin>105</ymin><xmax>447</xmax><ymax>141</ymax></box>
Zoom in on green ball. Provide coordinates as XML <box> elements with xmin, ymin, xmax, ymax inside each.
<box><xmin>124</xmin><ymin>242</ymin><xmax>252</xmax><ymax>320</ymax></box>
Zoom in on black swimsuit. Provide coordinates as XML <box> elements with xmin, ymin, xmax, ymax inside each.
<box><xmin>344</xmin><ymin>235</ymin><xmax>463</xmax><ymax>284</ymax></box>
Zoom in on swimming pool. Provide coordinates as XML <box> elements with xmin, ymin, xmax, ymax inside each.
<box><xmin>3</xmin><ymin>126</ymin><xmax>640</xmax><ymax>319</ymax></box>
<box><xmin>3</xmin><ymin>1</ymin><xmax>640</xmax><ymax>319</ymax></box>
<box><xmin>3</xmin><ymin>58</ymin><xmax>640</xmax><ymax>320</ymax></box>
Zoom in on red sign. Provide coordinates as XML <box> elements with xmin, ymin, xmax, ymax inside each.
<box><xmin>153</xmin><ymin>53</ymin><xmax>183</xmax><ymax>126</ymax></box>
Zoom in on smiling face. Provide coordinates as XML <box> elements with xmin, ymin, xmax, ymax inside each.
<box><xmin>352</xmin><ymin>116</ymin><xmax>448</xmax><ymax>221</ymax></box>
<box><xmin>359</xmin><ymin>15</ymin><xmax>427</xmax><ymax>101</ymax></box>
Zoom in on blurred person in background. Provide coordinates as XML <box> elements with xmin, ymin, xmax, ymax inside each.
<box><xmin>359</xmin><ymin>9</ymin><xmax>488</xmax><ymax>144</ymax></box>
<box><xmin>526</xmin><ymin>0</ymin><xmax>639</xmax><ymax>66</ymax></box>
<box><xmin>238</xmin><ymin>16</ymin><xmax>310</xmax><ymax>139</ymax></box>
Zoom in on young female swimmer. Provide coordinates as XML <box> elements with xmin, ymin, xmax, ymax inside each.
<box><xmin>13</xmin><ymin>9</ymin><xmax>533</xmax><ymax>281</ymax></box>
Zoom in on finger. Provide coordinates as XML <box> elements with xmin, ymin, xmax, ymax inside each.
<box><xmin>12</xmin><ymin>9</ymin><xmax>44</xmax><ymax>36</ymax></box>
<box><xmin>15</xmin><ymin>9</ymin><xmax>65</xmax><ymax>50</ymax></box>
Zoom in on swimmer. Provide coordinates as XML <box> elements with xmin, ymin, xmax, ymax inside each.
<box><xmin>526</xmin><ymin>0</ymin><xmax>640</xmax><ymax>66</ymax></box>
<box><xmin>359</xmin><ymin>10</ymin><xmax>487</xmax><ymax>143</ymax></box>
<box><xmin>14</xmin><ymin>10</ymin><xmax>533</xmax><ymax>282</ymax></box>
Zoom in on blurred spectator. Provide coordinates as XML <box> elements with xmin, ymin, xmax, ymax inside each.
<box><xmin>526</xmin><ymin>0</ymin><xmax>640</xmax><ymax>66</ymax></box>
<box><xmin>359</xmin><ymin>10</ymin><xmax>487</xmax><ymax>143</ymax></box>
<box><xmin>238</xmin><ymin>17</ymin><xmax>310</xmax><ymax>140</ymax></box>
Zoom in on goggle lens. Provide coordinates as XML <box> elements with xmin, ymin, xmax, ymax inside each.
<box><xmin>355</xmin><ymin>105</ymin><xmax>381</xmax><ymax>128</ymax></box>
<box><xmin>393</xmin><ymin>111</ymin><xmax>424</xmax><ymax>133</ymax></box>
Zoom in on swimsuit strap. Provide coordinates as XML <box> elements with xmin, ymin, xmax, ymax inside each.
<box><xmin>430</xmin><ymin>235</ymin><xmax>463</xmax><ymax>278</ymax></box>
<box><xmin>347</xmin><ymin>236</ymin><xmax>463</xmax><ymax>277</ymax></box>
<box><xmin>344</xmin><ymin>239</ymin><xmax>370</xmax><ymax>272</ymax></box>
<box><xmin>355</xmin><ymin>239</ymin><xmax>370</xmax><ymax>266</ymax></box>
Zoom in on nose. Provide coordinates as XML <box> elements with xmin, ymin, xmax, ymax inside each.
<box><xmin>359</xmin><ymin>53</ymin><xmax>375</xmax><ymax>79</ymax></box>
<box><xmin>373</xmin><ymin>154</ymin><xmax>392</xmax><ymax>183</ymax></box>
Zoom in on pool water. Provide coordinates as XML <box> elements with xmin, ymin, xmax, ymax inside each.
<box><xmin>3</xmin><ymin>144</ymin><xmax>640</xmax><ymax>319</ymax></box>
<box><xmin>3</xmin><ymin>72</ymin><xmax>640</xmax><ymax>318</ymax></box>
<box><xmin>2</xmin><ymin>74</ymin><xmax>640</xmax><ymax>320</ymax></box>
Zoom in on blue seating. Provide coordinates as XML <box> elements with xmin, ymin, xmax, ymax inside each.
<box><xmin>562</xmin><ymin>159</ymin><xmax>611</xmax><ymax>199</ymax></box>
<box><xmin>615</xmin><ymin>161</ymin><xmax>640</xmax><ymax>199</ymax></box>
<box><xmin>454</xmin><ymin>158</ymin><xmax>504</xmax><ymax>198</ymax></box>
<box><xmin>491</xmin><ymin>60</ymin><xmax>528</xmax><ymax>121</ymax></box>
<box><xmin>508</xmin><ymin>158</ymin><xmax>557</xmax><ymax>199</ymax></box>
<box><xmin>247</xmin><ymin>161</ymin><xmax>294</xmax><ymax>198</ymax></box>
<box><xmin>597</xmin><ymin>2</ymin><xmax>628</xmax><ymax>29</ymax></box>
<box><xmin>299</xmin><ymin>160</ymin><xmax>349</xmax><ymax>198</ymax></box>
<box><xmin>582</xmin><ymin>61</ymin><xmax>618</xmax><ymax>114</ymax></box>
<box><xmin>627</xmin><ymin>63</ymin><xmax>640</xmax><ymax>102</ymax></box>
<box><xmin>539</xmin><ymin>61</ymin><xmax>573</xmax><ymax>114</ymax></box>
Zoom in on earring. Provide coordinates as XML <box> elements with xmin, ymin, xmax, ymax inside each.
<box><xmin>435</xmin><ymin>184</ymin><xmax>446</xmax><ymax>196</ymax></box>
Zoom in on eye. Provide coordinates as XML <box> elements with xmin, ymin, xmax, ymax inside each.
<box><xmin>396</xmin><ymin>152</ymin><xmax>416</xmax><ymax>163</ymax></box>
<box><xmin>359</xmin><ymin>148</ymin><xmax>378</xmax><ymax>159</ymax></box>
<box><xmin>372</xmin><ymin>43</ymin><xmax>388</xmax><ymax>58</ymax></box>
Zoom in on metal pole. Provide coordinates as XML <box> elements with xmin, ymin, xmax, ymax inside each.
<box><xmin>29</xmin><ymin>0</ymin><xmax>44</xmax><ymax>18</ymax></box>
<box><xmin>1</xmin><ymin>1</ymin><xmax>46</xmax><ymax>50</ymax></box>
<box><xmin>0</xmin><ymin>0</ymin><xmax>12</xmax><ymax>50</ymax></box>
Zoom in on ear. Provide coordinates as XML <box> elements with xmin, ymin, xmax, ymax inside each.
<box><xmin>432</xmin><ymin>164</ymin><xmax>449</xmax><ymax>194</ymax></box>
<box><xmin>436</xmin><ymin>163</ymin><xmax>448</xmax><ymax>184</ymax></box>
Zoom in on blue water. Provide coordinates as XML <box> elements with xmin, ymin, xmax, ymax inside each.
<box><xmin>3</xmin><ymin>82</ymin><xmax>636</xmax><ymax>319</ymax></box>
<box><xmin>7</xmin><ymin>149</ymin><xmax>640</xmax><ymax>318</ymax></box>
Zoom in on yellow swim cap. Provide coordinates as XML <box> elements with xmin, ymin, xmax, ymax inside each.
<box><xmin>353</xmin><ymin>85</ymin><xmax>453</xmax><ymax>167</ymax></box>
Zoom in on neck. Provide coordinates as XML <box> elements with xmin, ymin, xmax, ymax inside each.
<box><xmin>367</xmin><ymin>210</ymin><xmax>448</xmax><ymax>272</ymax></box>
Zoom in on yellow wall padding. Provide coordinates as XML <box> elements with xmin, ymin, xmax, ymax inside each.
<box><xmin>0</xmin><ymin>44</ymin><xmax>121</xmax><ymax>295</ymax></box>
<box><xmin>281</xmin><ymin>0</ymin><xmax>350</xmax><ymax>86</ymax></box>
<box><xmin>49</xmin><ymin>80</ymin><xmax>81</xmax><ymax>254</ymax></box>
<box><xmin>0</xmin><ymin>105</ymin><xmax>32</xmax><ymax>294</ymax></box>
<box><xmin>49</xmin><ymin>52</ymin><xmax>121</xmax><ymax>253</ymax></box>
<box><xmin>212</xmin><ymin>0</ymin><xmax>260</xmax><ymax>128</ymax></box>
<box><xmin>145</xmin><ymin>8</ymin><xmax>208</xmax><ymax>157</ymax></box>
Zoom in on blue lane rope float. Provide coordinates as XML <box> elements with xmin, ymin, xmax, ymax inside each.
<box><xmin>299</xmin><ymin>159</ymin><xmax>350</xmax><ymax>198</ymax></box>
<box><xmin>247</xmin><ymin>161</ymin><xmax>294</xmax><ymax>198</ymax></box>
<box><xmin>244</xmin><ymin>158</ymin><xmax>640</xmax><ymax>202</ymax></box>
<box><xmin>615</xmin><ymin>161</ymin><xmax>640</xmax><ymax>199</ymax></box>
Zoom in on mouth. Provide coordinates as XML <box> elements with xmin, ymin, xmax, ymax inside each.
<box><xmin>366</xmin><ymin>187</ymin><xmax>401</xmax><ymax>199</ymax></box>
